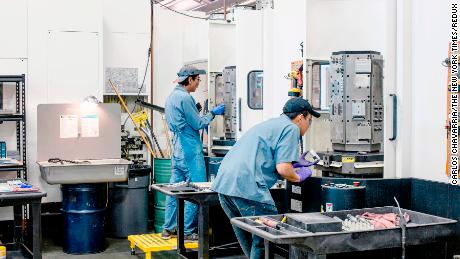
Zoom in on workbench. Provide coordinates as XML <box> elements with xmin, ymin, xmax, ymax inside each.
<box><xmin>151</xmin><ymin>182</ymin><xmax>218</xmax><ymax>259</ymax></box>
<box><xmin>231</xmin><ymin>206</ymin><xmax>457</xmax><ymax>259</ymax></box>
<box><xmin>0</xmin><ymin>191</ymin><xmax>47</xmax><ymax>259</ymax></box>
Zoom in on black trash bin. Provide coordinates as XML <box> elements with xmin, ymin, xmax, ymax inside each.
<box><xmin>108</xmin><ymin>164</ymin><xmax>151</xmax><ymax>238</ymax></box>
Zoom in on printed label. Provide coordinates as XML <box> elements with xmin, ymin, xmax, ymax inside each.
<box><xmin>325</xmin><ymin>202</ymin><xmax>334</xmax><ymax>212</ymax></box>
<box><xmin>342</xmin><ymin>156</ymin><xmax>355</xmax><ymax>163</ymax></box>
<box><xmin>292</xmin><ymin>185</ymin><xmax>302</xmax><ymax>195</ymax></box>
<box><xmin>114</xmin><ymin>166</ymin><xmax>125</xmax><ymax>176</ymax></box>
<box><xmin>291</xmin><ymin>199</ymin><xmax>302</xmax><ymax>212</ymax></box>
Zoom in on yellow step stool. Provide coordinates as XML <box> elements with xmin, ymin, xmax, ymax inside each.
<box><xmin>128</xmin><ymin>233</ymin><xmax>198</xmax><ymax>259</ymax></box>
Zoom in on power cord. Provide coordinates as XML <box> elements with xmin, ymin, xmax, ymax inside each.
<box><xmin>122</xmin><ymin>46</ymin><xmax>151</xmax><ymax>128</ymax></box>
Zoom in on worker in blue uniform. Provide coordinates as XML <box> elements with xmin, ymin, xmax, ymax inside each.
<box><xmin>162</xmin><ymin>65</ymin><xmax>225</xmax><ymax>241</ymax></box>
<box><xmin>211</xmin><ymin>97</ymin><xmax>320</xmax><ymax>258</ymax></box>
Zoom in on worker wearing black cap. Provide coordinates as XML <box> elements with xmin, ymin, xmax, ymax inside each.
<box><xmin>211</xmin><ymin>97</ymin><xmax>320</xmax><ymax>258</ymax></box>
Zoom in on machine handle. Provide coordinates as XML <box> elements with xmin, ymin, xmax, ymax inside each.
<box><xmin>238</xmin><ymin>98</ymin><xmax>242</xmax><ymax>132</ymax></box>
<box><xmin>389</xmin><ymin>94</ymin><xmax>397</xmax><ymax>141</ymax></box>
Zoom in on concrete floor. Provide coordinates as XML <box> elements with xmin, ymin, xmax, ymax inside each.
<box><xmin>39</xmin><ymin>237</ymin><xmax>246</xmax><ymax>259</ymax></box>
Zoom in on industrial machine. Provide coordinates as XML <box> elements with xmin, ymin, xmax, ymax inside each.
<box><xmin>315</xmin><ymin>51</ymin><xmax>384</xmax><ymax>177</ymax></box>
<box><xmin>208</xmin><ymin>66</ymin><xmax>237</xmax><ymax>156</ymax></box>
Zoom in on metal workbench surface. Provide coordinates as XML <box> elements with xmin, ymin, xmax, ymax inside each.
<box><xmin>151</xmin><ymin>182</ymin><xmax>219</xmax><ymax>259</ymax></box>
<box><xmin>151</xmin><ymin>182</ymin><xmax>219</xmax><ymax>203</ymax></box>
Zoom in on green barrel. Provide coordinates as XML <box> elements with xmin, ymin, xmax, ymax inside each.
<box><xmin>153</xmin><ymin>158</ymin><xmax>171</xmax><ymax>233</ymax></box>
<box><xmin>153</xmin><ymin>206</ymin><xmax>166</xmax><ymax>233</ymax></box>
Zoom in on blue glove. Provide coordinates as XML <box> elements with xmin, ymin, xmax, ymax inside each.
<box><xmin>296</xmin><ymin>166</ymin><xmax>312</xmax><ymax>182</ymax></box>
<box><xmin>211</xmin><ymin>104</ymin><xmax>225</xmax><ymax>116</ymax></box>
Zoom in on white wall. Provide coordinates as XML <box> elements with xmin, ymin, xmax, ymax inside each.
<box><xmin>0</xmin><ymin>0</ymin><xmax>28</xmax><ymax>58</ymax></box>
<box><xmin>263</xmin><ymin>0</ymin><xmax>307</xmax><ymax>121</ymax></box>
<box><xmin>410</xmin><ymin>0</ymin><xmax>458</xmax><ymax>182</ymax></box>
<box><xmin>209</xmin><ymin>22</ymin><xmax>236</xmax><ymax>73</ymax></box>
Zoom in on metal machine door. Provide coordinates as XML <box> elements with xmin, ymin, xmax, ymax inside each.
<box><xmin>235</xmin><ymin>9</ymin><xmax>264</xmax><ymax>139</ymax></box>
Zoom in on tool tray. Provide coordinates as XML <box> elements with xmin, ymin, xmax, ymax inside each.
<box><xmin>231</xmin><ymin>206</ymin><xmax>457</xmax><ymax>254</ymax></box>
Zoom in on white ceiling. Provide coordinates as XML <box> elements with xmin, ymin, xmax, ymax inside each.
<box><xmin>157</xmin><ymin>0</ymin><xmax>255</xmax><ymax>14</ymax></box>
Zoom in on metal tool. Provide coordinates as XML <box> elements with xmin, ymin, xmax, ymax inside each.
<box><xmin>135</xmin><ymin>99</ymin><xmax>172</xmax><ymax>158</ymax></box>
<box><xmin>135</xmin><ymin>99</ymin><xmax>165</xmax><ymax>113</ymax></box>
<box><xmin>260</xmin><ymin>217</ymin><xmax>283</xmax><ymax>230</ymax></box>
<box><xmin>394</xmin><ymin>197</ymin><xmax>406</xmax><ymax>259</ymax></box>
<box><xmin>132</xmin><ymin>111</ymin><xmax>164</xmax><ymax>158</ymax></box>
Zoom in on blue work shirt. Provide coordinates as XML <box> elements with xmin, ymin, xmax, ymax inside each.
<box><xmin>165</xmin><ymin>85</ymin><xmax>213</xmax><ymax>137</ymax></box>
<box><xmin>164</xmin><ymin>85</ymin><xmax>214</xmax><ymax>176</ymax></box>
<box><xmin>211</xmin><ymin>115</ymin><xmax>300</xmax><ymax>205</ymax></box>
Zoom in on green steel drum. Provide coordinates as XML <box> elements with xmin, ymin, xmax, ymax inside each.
<box><xmin>153</xmin><ymin>158</ymin><xmax>171</xmax><ymax>233</ymax></box>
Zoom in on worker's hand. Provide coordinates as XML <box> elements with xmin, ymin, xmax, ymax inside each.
<box><xmin>293</xmin><ymin>151</ymin><xmax>319</xmax><ymax>168</ymax></box>
<box><xmin>297</xmin><ymin>151</ymin><xmax>309</xmax><ymax>165</ymax></box>
<box><xmin>295</xmin><ymin>166</ymin><xmax>312</xmax><ymax>182</ymax></box>
<box><xmin>292</xmin><ymin>162</ymin><xmax>305</xmax><ymax>168</ymax></box>
<box><xmin>211</xmin><ymin>104</ymin><xmax>225</xmax><ymax>116</ymax></box>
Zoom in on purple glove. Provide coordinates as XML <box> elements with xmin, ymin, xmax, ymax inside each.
<box><xmin>293</xmin><ymin>151</ymin><xmax>319</xmax><ymax>168</ymax></box>
<box><xmin>296</xmin><ymin>166</ymin><xmax>312</xmax><ymax>182</ymax></box>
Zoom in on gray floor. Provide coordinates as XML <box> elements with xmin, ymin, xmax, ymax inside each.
<box><xmin>40</xmin><ymin>237</ymin><xmax>246</xmax><ymax>259</ymax></box>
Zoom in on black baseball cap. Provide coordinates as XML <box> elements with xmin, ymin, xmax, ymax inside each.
<box><xmin>283</xmin><ymin>97</ymin><xmax>321</xmax><ymax>118</ymax></box>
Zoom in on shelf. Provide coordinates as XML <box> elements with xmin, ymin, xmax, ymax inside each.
<box><xmin>0</xmin><ymin>114</ymin><xmax>25</xmax><ymax>122</ymax></box>
<box><xmin>0</xmin><ymin>161</ymin><xmax>25</xmax><ymax>172</ymax></box>
<box><xmin>0</xmin><ymin>75</ymin><xmax>25</xmax><ymax>83</ymax></box>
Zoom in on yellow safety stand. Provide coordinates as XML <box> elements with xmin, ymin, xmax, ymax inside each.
<box><xmin>128</xmin><ymin>233</ymin><xmax>198</xmax><ymax>259</ymax></box>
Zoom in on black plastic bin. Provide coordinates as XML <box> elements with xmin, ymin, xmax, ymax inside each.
<box><xmin>61</xmin><ymin>183</ymin><xmax>106</xmax><ymax>254</ymax></box>
<box><xmin>205</xmin><ymin>156</ymin><xmax>223</xmax><ymax>181</ymax></box>
<box><xmin>108</xmin><ymin>164</ymin><xmax>151</xmax><ymax>237</ymax></box>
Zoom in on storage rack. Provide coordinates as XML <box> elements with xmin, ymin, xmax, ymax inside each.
<box><xmin>0</xmin><ymin>74</ymin><xmax>27</xmax><ymax>180</ymax></box>
<box><xmin>0</xmin><ymin>74</ymin><xmax>28</xmax><ymax>242</ymax></box>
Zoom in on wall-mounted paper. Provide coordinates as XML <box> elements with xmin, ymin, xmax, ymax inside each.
<box><xmin>60</xmin><ymin>115</ymin><xmax>78</xmax><ymax>138</ymax></box>
<box><xmin>81</xmin><ymin>114</ymin><xmax>99</xmax><ymax>138</ymax></box>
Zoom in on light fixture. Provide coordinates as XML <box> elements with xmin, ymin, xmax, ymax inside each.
<box><xmin>83</xmin><ymin>95</ymin><xmax>101</xmax><ymax>104</ymax></box>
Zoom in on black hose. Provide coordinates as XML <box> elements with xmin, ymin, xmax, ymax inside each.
<box><xmin>146</xmin><ymin>120</ymin><xmax>164</xmax><ymax>158</ymax></box>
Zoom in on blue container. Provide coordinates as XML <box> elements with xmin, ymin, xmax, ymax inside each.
<box><xmin>61</xmin><ymin>184</ymin><xmax>106</xmax><ymax>254</ymax></box>
<box><xmin>0</xmin><ymin>141</ymin><xmax>6</xmax><ymax>158</ymax></box>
